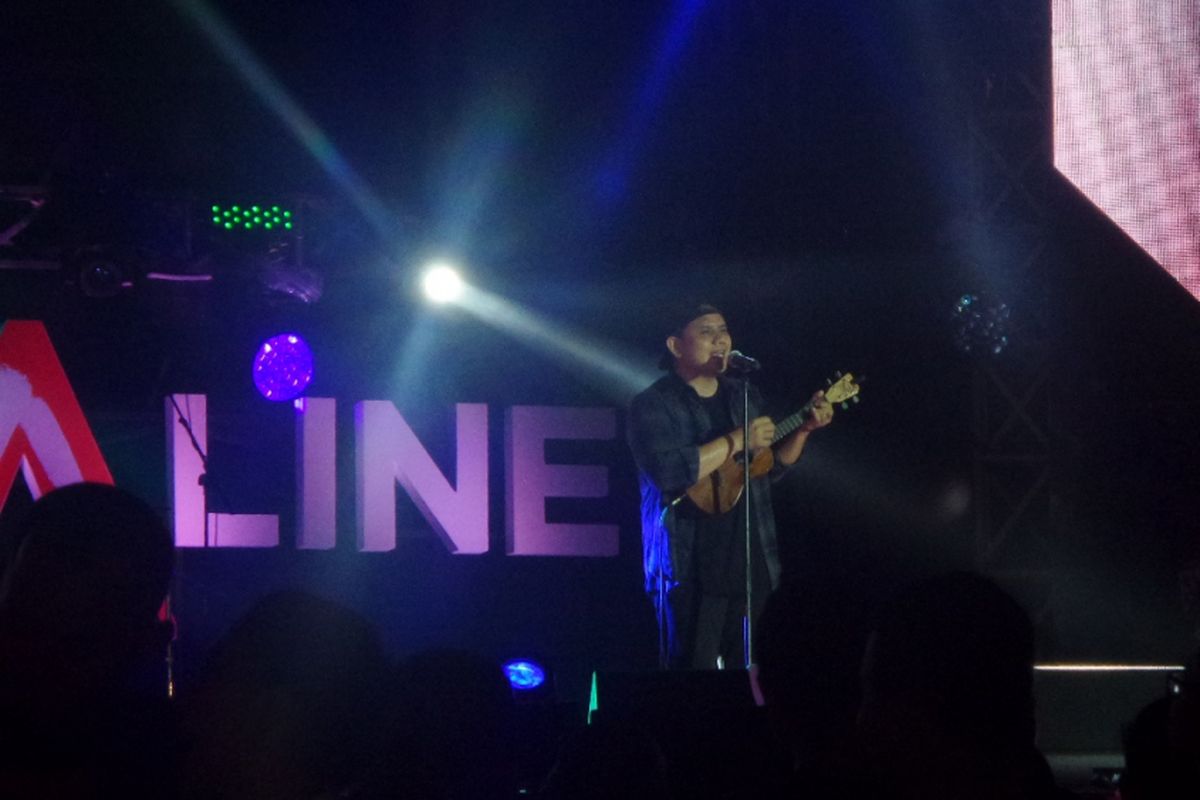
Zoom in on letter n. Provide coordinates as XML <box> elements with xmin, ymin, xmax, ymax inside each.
<box><xmin>355</xmin><ymin>402</ymin><xmax>488</xmax><ymax>553</ymax></box>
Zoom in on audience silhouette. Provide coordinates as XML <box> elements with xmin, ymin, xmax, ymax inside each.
<box><xmin>0</xmin><ymin>483</ymin><xmax>1193</xmax><ymax>799</ymax></box>
<box><xmin>178</xmin><ymin>589</ymin><xmax>393</xmax><ymax>800</ymax></box>
<box><xmin>857</xmin><ymin>571</ymin><xmax>1067</xmax><ymax>800</ymax></box>
<box><xmin>0</xmin><ymin>482</ymin><xmax>176</xmax><ymax>798</ymax></box>
<box><xmin>538</xmin><ymin>717</ymin><xmax>670</xmax><ymax>799</ymax></box>
<box><xmin>753</xmin><ymin>570</ymin><xmax>875</xmax><ymax>795</ymax></box>
<box><xmin>1121</xmin><ymin>646</ymin><xmax>1200</xmax><ymax>799</ymax></box>
<box><xmin>383</xmin><ymin>648</ymin><xmax>520</xmax><ymax>799</ymax></box>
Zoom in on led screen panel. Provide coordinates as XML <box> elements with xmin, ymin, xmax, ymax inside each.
<box><xmin>1053</xmin><ymin>0</ymin><xmax>1200</xmax><ymax>300</ymax></box>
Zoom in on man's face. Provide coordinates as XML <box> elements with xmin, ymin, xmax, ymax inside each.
<box><xmin>668</xmin><ymin>313</ymin><xmax>731</xmax><ymax>375</ymax></box>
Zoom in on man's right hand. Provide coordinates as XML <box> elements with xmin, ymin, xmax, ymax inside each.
<box><xmin>731</xmin><ymin>416</ymin><xmax>776</xmax><ymax>454</ymax></box>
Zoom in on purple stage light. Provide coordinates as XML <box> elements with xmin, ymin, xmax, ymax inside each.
<box><xmin>252</xmin><ymin>334</ymin><xmax>314</xmax><ymax>401</ymax></box>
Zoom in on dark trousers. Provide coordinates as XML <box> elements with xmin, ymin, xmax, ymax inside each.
<box><xmin>656</xmin><ymin>579</ymin><xmax>768</xmax><ymax>670</ymax></box>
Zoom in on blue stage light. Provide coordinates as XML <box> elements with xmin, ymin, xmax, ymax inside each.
<box><xmin>252</xmin><ymin>333</ymin><xmax>314</xmax><ymax>401</ymax></box>
<box><xmin>503</xmin><ymin>659</ymin><xmax>547</xmax><ymax>691</ymax></box>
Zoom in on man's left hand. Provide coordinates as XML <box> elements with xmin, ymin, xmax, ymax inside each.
<box><xmin>800</xmin><ymin>390</ymin><xmax>834</xmax><ymax>432</ymax></box>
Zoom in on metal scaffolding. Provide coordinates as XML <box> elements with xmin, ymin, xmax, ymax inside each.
<box><xmin>958</xmin><ymin>0</ymin><xmax>1073</xmax><ymax>640</ymax></box>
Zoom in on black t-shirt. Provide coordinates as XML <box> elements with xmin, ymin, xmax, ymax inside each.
<box><xmin>685</xmin><ymin>385</ymin><xmax>766</xmax><ymax>596</ymax></box>
<box><xmin>695</xmin><ymin>387</ymin><xmax>733</xmax><ymax>449</ymax></box>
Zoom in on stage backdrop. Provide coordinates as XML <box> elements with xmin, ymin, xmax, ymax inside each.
<box><xmin>2</xmin><ymin>241</ymin><xmax>1198</xmax><ymax>702</ymax></box>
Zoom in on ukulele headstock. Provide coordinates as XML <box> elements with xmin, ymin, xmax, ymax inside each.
<box><xmin>824</xmin><ymin>371</ymin><xmax>863</xmax><ymax>409</ymax></box>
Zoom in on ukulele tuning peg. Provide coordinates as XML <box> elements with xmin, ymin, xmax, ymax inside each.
<box><xmin>825</xmin><ymin>378</ymin><xmax>833</xmax><ymax>387</ymax></box>
<box><xmin>841</xmin><ymin>402</ymin><xmax>849</xmax><ymax>411</ymax></box>
<box><xmin>835</xmin><ymin>371</ymin><xmax>843</xmax><ymax>378</ymax></box>
<box><xmin>851</xmin><ymin>396</ymin><xmax>860</xmax><ymax>404</ymax></box>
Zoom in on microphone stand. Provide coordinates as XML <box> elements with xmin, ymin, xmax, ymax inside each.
<box><xmin>740</xmin><ymin>376</ymin><xmax>753</xmax><ymax>670</ymax></box>
<box><xmin>165</xmin><ymin>393</ymin><xmax>227</xmax><ymax>698</ymax></box>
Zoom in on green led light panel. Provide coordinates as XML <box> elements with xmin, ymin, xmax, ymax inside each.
<box><xmin>210</xmin><ymin>203</ymin><xmax>296</xmax><ymax>231</ymax></box>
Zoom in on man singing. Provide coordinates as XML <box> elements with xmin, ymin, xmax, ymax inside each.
<box><xmin>627</xmin><ymin>304</ymin><xmax>833</xmax><ymax>669</ymax></box>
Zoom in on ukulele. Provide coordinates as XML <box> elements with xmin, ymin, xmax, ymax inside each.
<box><xmin>679</xmin><ymin>372</ymin><xmax>862</xmax><ymax>515</ymax></box>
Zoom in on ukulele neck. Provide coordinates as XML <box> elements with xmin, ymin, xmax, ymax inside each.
<box><xmin>770</xmin><ymin>403</ymin><xmax>814</xmax><ymax>445</ymax></box>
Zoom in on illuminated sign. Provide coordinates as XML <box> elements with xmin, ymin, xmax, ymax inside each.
<box><xmin>1</xmin><ymin>321</ymin><xmax>620</xmax><ymax>557</ymax></box>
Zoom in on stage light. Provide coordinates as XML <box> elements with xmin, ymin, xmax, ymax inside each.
<box><xmin>70</xmin><ymin>247</ymin><xmax>136</xmax><ymax>298</ymax></box>
<box><xmin>210</xmin><ymin>202</ymin><xmax>295</xmax><ymax>232</ymax></box>
<box><xmin>444</xmin><ymin>285</ymin><xmax>662</xmax><ymax>399</ymax></box>
<box><xmin>252</xmin><ymin>333</ymin><xmax>314</xmax><ymax>401</ymax></box>
<box><xmin>953</xmin><ymin>293</ymin><xmax>1010</xmax><ymax>356</ymax></box>
<box><xmin>503</xmin><ymin>659</ymin><xmax>547</xmax><ymax>691</ymax></box>
<box><xmin>260</xmin><ymin>259</ymin><xmax>324</xmax><ymax>305</ymax></box>
<box><xmin>78</xmin><ymin>258</ymin><xmax>133</xmax><ymax>298</ymax></box>
<box><xmin>422</xmin><ymin>263</ymin><xmax>464</xmax><ymax>304</ymax></box>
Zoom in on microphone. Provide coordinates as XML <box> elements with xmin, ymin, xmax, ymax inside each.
<box><xmin>726</xmin><ymin>350</ymin><xmax>761</xmax><ymax>372</ymax></box>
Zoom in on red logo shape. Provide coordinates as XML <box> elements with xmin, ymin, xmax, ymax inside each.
<box><xmin>0</xmin><ymin>321</ymin><xmax>113</xmax><ymax>511</ymax></box>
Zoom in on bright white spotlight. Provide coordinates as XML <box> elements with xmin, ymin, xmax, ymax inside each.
<box><xmin>422</xmin><ymin>263</ymin><xmax>464</xmax><ymax>304</ymax></box>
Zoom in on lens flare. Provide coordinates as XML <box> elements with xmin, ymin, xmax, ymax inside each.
<box><xmin>422</xmin><ymin>264</ymin><xmax>464</xmax><ymax>304</ymax></box>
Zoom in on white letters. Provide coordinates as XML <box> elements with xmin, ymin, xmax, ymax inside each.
<box><xmin>167</xmin><ymin>394</ymin><xmax>280</xmax><ymax>548</ymax></box>
<box><xmin>296</xmin><ymin>397</ymin><xmax>337</xmax><ymax>549</ymax></box>
<box><xmin>505</xmin><ymin>406</ymin><xmax>618</xmax><ymax>557</ymax></box>
<box><xmin>165</xmin><ymin>396</ymin><xmax>618</xmax><ymax>556</ymax></box>
<box><xmin>355</xmin><ymin>402</ymin><xmax>489</xmax><ymax>553</ymax></box>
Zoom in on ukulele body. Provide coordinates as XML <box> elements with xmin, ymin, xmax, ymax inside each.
<box><xmin>674</xmin><ymin>371</ymin><xmax>860</xmax><ymax>515</ymax></box>
<box><xmin>685</xmin><ymin>447</ymin><xmax>774</xmax><ymax>515</ymax></box>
